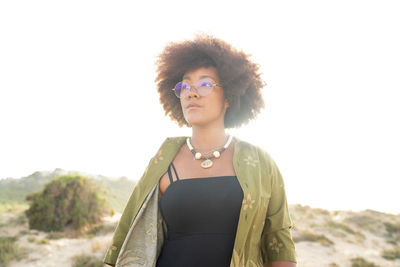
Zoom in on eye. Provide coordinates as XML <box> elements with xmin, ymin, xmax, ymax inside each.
<box><xmin>181</xmin><ymin>82</ymin><xmax>191</xmax><ymax>89</ymax></box>
<box><xmin>198</xmin><ymin>80</ymin><xmax>213</xmax><ymax>87</ymax></box>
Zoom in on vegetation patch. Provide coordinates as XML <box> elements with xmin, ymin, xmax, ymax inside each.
<box><xmin>38</xmin><ymin>238</ymin><xmax>50</xmax><ymax>245</ymax></box>
<box><xmin>382</xmin><ymin>246</ymin><xmax>400</xmax><ymax>260</ymax></box>
<box><xmin>384</xmin><ymin>221</ymin><xmax>400</xmax><ymax>235</ymax></box>
<box><xmin>25</xmin><ymin>173</ymin><xmax>112</xmax><ymax>233</ymax></box>
<box><xmin>325</xmin><ymin>219</ymin><xmax>366</xmax><ymax>242</ymax></box>
<box><xmin>344</xmin><ymin>214</ymin><xmax>381</xmax><ymax>232</ymax></box>
<box><xmin>293</xmin><ymin>230</ymin><xmax>334</xmax><ymax>246</ymax></box>
<box><xmin>0</xmin><ymin>236</ymin><xmax>28</xmax><ymax>267</ymax></box>
<box><xmin>326</xmin><ymin>220</ymin><xmax>356</xmax><ymax>234</ymax></box>
<box><xmin>351</xmin><ymin>257</ymin><xmax>379</xmax><ymax>267</ymax></box>
<box><xmin>86</xmin><ymin>223</ymin><xmax>116</xmax><ymax>237</ymax></box>
<box><xmin>27</xmin><ymin>236</ymin><xmax>36</xmax><ymax>243</ymax></box>
<box><xmin>46</xmin><ymin>231</ymin><xmax>65</xmax><ymax>240</ymax></box>
<box><xmin>350</xmin><ymin>256</ymin><xmax>380</xmax><ymax>267</ymax></box>
<box><xmin>0</xmin><ymin>203</ymin><xmax>28</xmax><ymax>214</ymax></box>
<box><xmin>6</xmin><ymin>213</ymin><xmax>27</xmax><ymax>225</ymax></box>
<box><xmin>91</xmin><ymin>240</ymin><xmax>106</xmax><ymax>253</ymax></box>
<box><xmin>383</xmin><ymin>221</ymin><xmax>400</xmax><ymax>244</ymax></box>
<box><xmin>71</xmin><ymin>253</ymin><xmax>105</xmax><ymax>267</ymax></box>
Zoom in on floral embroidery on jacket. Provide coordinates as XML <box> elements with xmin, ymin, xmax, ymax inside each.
<box><xmin>154</xmin><ymin>149</ymin><xmax>164</xmax><ymax>164</ymax></box>
<box><xmin>269</xmin><ymin>236</ymin><xmax>284</xmax><ymax>253</ymax></box>
<box><xmin>242</xmin><ymin>193</ymin><xmax>255</xmax><ymax>210</ymax></box>
<box><xmin>104</xmin><ymin>136</ymin><xmax>297</xmax><ymax>267</ymax></box>
<box><xmin>243</xmin><ymin>155</ymin><xmax>259</xmax><ymax>167</ymax></box>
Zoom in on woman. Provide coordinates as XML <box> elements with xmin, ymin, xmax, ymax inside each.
<box><xmin>104</xmin><ymin>34</ymin><xmax>297</xmax><ymax>267</ymax></box>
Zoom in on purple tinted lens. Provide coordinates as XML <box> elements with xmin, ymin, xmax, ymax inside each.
<box><xmin>198</xmin><ymin>80</ymin><xmax>213</xmax><ymax>87</ymax></box>
<box><xmin>181</xmin><ymin>82</ymin><xmax>190</xmax><ymax>89</ymax></box>
<box><xmin>175</xmin><ymin>81</ymin><xmax>183</xmax><ymax>90</ymax></box>
<box><xmin>177</xmin><ymin>82</ymin><xmax>191</xmax><ymax>97</ymax></box>
<box><xmin>174</xmin><ymin>82</ymin><xmax>183</xmax><ymax>97</ymax></box>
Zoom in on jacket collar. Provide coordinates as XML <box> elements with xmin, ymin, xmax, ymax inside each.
<box><xmin>139</xmin><ymin>135</ymin><xmax>254</xmax><ymax>256</ymax></box>
<box><xmin>141</xmin><ymin>135</ymin><xmax>249</xmax><ymax>198</ymax></box>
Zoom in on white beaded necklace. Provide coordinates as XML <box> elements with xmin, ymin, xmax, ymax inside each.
<box><xmin>186</xmin><ymin>135</ymin><xmax>233</xmax><ymax>168</ymax></box>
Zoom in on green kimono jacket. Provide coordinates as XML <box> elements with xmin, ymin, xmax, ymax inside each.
<box><xmin>104</xmin><ymin>135</ymin><xmax>297</xmax><ymax>267</ymax></box>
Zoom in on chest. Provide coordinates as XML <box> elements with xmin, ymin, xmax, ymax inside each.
<box><xmin>159</xmin><ymin>143</ymin><xmax>236</xmax><ymax>197</ymax></box>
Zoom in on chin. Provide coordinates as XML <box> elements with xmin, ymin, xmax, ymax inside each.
<box><xmin>185</xmin><ymin>116</ymin><xmax>208</xmax><ymax>127</ymax></box>
<box><xmin>184</xmin><ymin>113</ymin><xmax>223</xmax><ymax>127</ymax></box>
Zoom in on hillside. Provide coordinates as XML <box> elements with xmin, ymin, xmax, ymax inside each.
<box><xmin>1</xmin><ymin>170</ymin><xmax>399</xmax><ymax>266</ymax></box>
<box><xmin>1</xmin><ymin>204</ymin><xmax>399</xmax><ymax>267</ymax></box>
<box><xmin>0</xmin><ymin>169</ymin><xmax>136</xmax><ymax>213</ymax></box>
<box><xmin>290</xmin><ymin>204</ymin><xmax>400</xmax><ymax>266</ymax></box>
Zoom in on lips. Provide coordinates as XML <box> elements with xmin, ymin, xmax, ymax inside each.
<box><xmin>186</xmin><ymin>103</ymin><xmax>202</xmax><ymax>109</ymax></box>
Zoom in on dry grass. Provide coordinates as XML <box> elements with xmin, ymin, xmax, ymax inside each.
<box><xmin>38</xmin><ymin>238</ymin><xmax>50</xmax><ymax>245</ymax></box>
<box><xmin>293</xmin><ymin>229</ymin><xmax>334</xmax><ymax>246</ymax></box>
<box><xmin>381</xmin><ymin>246</ymin><xmax>400</xmax><ymax>260</ymax></box>
<box><xmin>350</xmin><ymin>256</ymin><xmax>381</xmax><ymax>267</ymax></box>
<box><xmin>324</xmin><ymin>219</ymin><xmax>366</xmax><ymax>243</ymax></box>
<box><xmin>0</xmin><ymin>236</ymin><xmax>28</xmax><ymax>267</ymax></box>
<box><xmin>91</xmin><ymin>240</ymin><xmax>106</xmax><ymax>253</ymax></box>
<box><xmin>71</xmin><ymin>253</ymin><xmax>105</xmax><ymax>267</ymax></box>
<box><xmin>46</xmin><ymin>231</ymin><xmax>65</xmax><ymax>240</ymax></box>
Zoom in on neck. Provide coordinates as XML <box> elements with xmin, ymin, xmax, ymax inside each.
<box><xmin>190</xmin><ymin>123</ymin><xmax>229</xmax><ymax>151</ymax></box>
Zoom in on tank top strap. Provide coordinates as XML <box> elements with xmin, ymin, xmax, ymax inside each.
<box><xmin>167</xmin><ymin>162</ymin><xmax>180</xmax><ymax>184</ymax></box>
<box><xmin>171</xmin><ymin>162</ymin><xmax>180</xmax><ymax>180</ymax></box>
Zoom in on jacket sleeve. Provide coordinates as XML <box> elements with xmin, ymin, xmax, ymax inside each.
<box><xmin>103</xmin><ymin>137</ymin><xmax>171</xmax><ymax>266</ymax></box>
<box><xmin>103</xmin><ymin>151</ymin><xmax>157</xmax><ymax>266</ymax></box>
<box><xmin>103</xmin><ymin>172</ymin><xmax>145</xmax><ymax>266</ymax></box>
<box><xmin>260</xmin><ymin>155</ymin><xmax>297</xmax><ymax>264</ymax></box>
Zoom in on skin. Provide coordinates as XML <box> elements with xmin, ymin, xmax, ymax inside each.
<box><xmin>180</xmin><ymin>66</ymin><xmax>230</xmax><ymax>150</ymax></box>
<box><xmin>158</xmin><ymin>66</ymin><xmax>235</xmax><ymax>193</ymax></box>
<box><xmin>158</xmin><ymin>66</ymin><xmax>296</xmax><ymax>267</ymax></box>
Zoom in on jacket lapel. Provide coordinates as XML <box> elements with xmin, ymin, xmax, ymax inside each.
<box><xmin>116</xmin><ymin>135</ymin><xmax>261</xmax><ymax>266</ymax></box>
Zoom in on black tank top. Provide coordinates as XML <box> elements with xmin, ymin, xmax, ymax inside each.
<box><xmin>156</xmin><ymin>162</ymin><xmax>244</xmax><ymax>267</ymax></box>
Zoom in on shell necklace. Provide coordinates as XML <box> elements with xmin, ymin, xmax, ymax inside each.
<box><xmin>186</xmin><ymin>135</ymin><xmax>233</xmax><ymax>168</ymax></box>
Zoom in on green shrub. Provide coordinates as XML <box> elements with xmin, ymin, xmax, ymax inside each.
<box><xmin>382</xmin><ymin>246</ymin><xmax>400</xmax><ymax>260</ymax></box>
<box><xmin>350</xmin><ymin>256</ymin><xmax>380</xmax><ymax>267</ymax></box>
<box><xmin>71</xmin><ymin>254</ymin><xmax>105</xmax><ymax>267</ymax></box>
<box><xmin>25</xmin><ymin>173</ymin><xmax>112</xmax><ymax>232</ymax></box>
<box><xmin>383</xmin><ymin>221</ymin><xmax>400</xmax><ymax>245</ymax></box>
<box><xmin>384</xmin><ymin>222</ymin><xmax>400</xmax><ymax>235</ymax></box>
<box><xmin>0</xmin><ymin>236</ymin><xmax>27</xmax><ymax>267</ymax></box>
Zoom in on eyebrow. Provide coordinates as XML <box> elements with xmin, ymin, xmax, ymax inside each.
<box><xmin>182</xmin><ymin>75</ymin><xmax>216</xmax><ymax>81</ymax></box>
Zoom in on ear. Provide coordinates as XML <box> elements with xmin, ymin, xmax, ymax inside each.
<box><xmin>224</xmin><ymin>99</ymin><xmax>230</xmax><ymax>110</ymax></box>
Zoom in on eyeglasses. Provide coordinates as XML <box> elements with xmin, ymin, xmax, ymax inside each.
<box><xmin>172</xmin><ymin>79</ymin><xmax>222</xmax><ymax>98</ymax></box>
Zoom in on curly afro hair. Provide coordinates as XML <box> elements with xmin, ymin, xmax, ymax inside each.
<box><xmin>154</xmin><ymin>33</ymin><xmax>266</xmax><ymax>129</ymax></box>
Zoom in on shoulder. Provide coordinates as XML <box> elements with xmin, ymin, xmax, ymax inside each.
<box><xmin>164</xmin><ymin>135</ymin><xmax>188</xmax><ymax>143</ymax></box>
<box><xmin>234</xmin><ymin>136</ymin><xmax>277</xmax><ymax>173</ymax></box>
<box><xmin>155</xmin><ymin>136</ymin><xmax>188</xmax><ymax>150</ymax></box>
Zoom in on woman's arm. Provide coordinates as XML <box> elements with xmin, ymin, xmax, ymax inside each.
<box><xmin>264</xmin><ymin>261</ymin><xmax>296</xmax><ymax>267</ymax></box>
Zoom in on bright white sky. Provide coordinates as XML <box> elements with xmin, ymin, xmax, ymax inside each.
<box><xmin>0</xmin><ymin>0</ymin><xmax>399</xmax><ymax>215</ymax></box>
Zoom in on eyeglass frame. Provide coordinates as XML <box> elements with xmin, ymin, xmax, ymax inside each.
<box><xmin>171</xmin><ymin>79</ymin><xmax>223</xmax><ymax>98</ymax></box>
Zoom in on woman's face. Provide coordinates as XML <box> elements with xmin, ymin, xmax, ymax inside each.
<box><xmin>179</xmin><ymin>66</ymin><xmax>229</xmax><ymax>128</ymax></box>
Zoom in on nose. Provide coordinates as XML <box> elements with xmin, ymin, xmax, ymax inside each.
<box><xmin>185</xmin><ymin>85</ymin><xmax>199</xmax><ymax>99</ymax></box>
